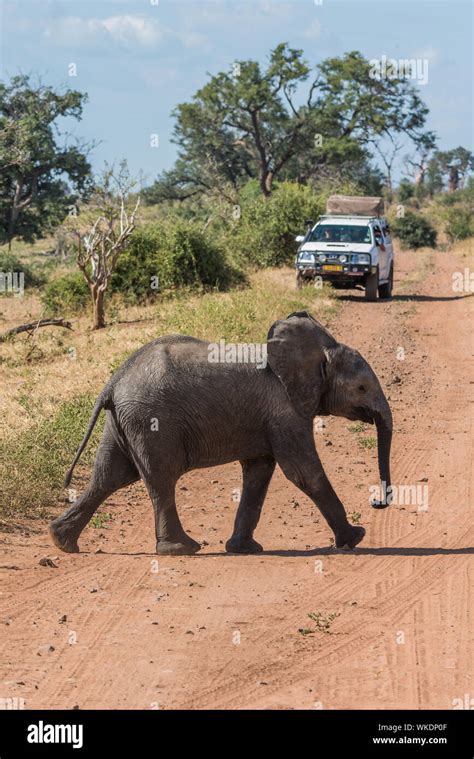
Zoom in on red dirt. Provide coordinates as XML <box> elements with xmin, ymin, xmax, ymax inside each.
<box><xmin>1</xmin><ymin>247</ymin><xmax>472</xmax><ymax>709</ymax></box>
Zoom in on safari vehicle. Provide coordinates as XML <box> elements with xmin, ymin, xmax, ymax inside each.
<box><xmin>295</xmin><ymin>195</ymin><xmax>394</xmax><ymax>301</ymax></box>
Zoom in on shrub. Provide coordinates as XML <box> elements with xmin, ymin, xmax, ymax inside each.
<box><xmin>112</xmin><ymin>220</ymin><xmax>239</xmax><ymax>301</ymax></box>
<box><xmin>391</xmin><ymin>211</ymin><xmax>437</xmax><ymax>249</ymax></box>
<box><xmin>232</xmin><ymin>182</ymin><xmax>363</xmax><ymax>267</ymax></box>
<box><xmin>41</xmin><ymin>272</ymin><xmax>89</xmax><ymax>314</ymax></box>
<box><xmin>397</xmin><ymin>181</ymin><xmax>415</xmax><ymax>202</ymax></box>
<box><xmin>444</xmin><ymin>208</ymin><xmax>474</xmax><ymax>241</ymax></box>
<box><xmin>0</xmin><ymin>253</ymin><xmax>45</xmax><ymax>291</ymax></box>
<box><xmin>233</xmin><ymin>183</ymin><xmax>327</xmax><ymax>268</ymax></box>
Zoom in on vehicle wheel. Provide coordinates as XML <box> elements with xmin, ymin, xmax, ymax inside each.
<box><xmin>365</xmin><ymin>270</ymin><xmax>379</xmax><ymax>301</ymax></box>
<box><xmin>296</xmin><ymin>272</ymin><xmax>304</xmax><ymax>290</ymax></box>
<box><xmin>378</xmin><ymin>265</ymin><xmax>393</xmax><ymax>299</ymax></box>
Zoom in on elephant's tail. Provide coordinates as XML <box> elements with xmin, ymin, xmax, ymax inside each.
<box><xmin>64</xmin><ymin>394</ymin><xmax>108</xmax><ymax>488</ymax></box>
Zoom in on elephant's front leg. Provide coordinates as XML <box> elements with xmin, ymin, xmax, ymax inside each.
<box><xmin>225</xmin><ymin>457</ymin><xmax>275</xmax><ymax>554</ymax></box>
<box><xmin>274</xmin><ymin>433</ymin><xmax>365</xmax><ymax>550</ymax></box>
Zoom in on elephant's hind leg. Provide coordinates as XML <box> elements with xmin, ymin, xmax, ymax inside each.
<box><xmin>225</xmin><ymin>457</ymin><xmax>275</xmax><ymax>554</ymax></box>
<box><xmin>50</xmin><ymin>427</ymin><xmax>139</xmax><ymax>553</ymax></box>
<box><xmin>142</xmin><ymin>476</ymin><xmax>201</xmax><ymax>556</ymax></box>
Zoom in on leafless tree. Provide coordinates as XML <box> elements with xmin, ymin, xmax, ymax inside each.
<box><xmin>370</xmin><ymin>137</ymin><xmax>403</xmax><ymax>197</ymax></box>
<box><xmin>74</xmin><ymin>162</ymin><xmax>140</xmax><ymax>329</ymax></box>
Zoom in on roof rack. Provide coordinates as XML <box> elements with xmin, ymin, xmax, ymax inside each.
<box><xmin>317</xmin><ymin>214</ymin><xmax>383</xmax><ymax>221</ymax></box>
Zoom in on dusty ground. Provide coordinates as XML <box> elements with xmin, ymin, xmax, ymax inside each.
<box><xmin>0</xmin><ymin>246</ymin><xmax>472</xmax><ymax>710</ymax></box>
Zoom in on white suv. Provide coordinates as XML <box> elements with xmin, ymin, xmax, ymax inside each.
<box><xmin>295</xmin><ymin>215</ymin><xmax>394</xmax><ymax>301</ymax></box>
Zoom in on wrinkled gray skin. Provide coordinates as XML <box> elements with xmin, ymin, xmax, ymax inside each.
<box><xmin>50</xmin><ymin>311</ymin><xmax>392</xmax><ymax>556</ymax></box>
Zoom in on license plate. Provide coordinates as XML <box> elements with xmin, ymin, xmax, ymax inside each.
<box><xmin>322</xmin><ymin>264</ymin><xmax>343</xmax><ymax>272</ymax></box>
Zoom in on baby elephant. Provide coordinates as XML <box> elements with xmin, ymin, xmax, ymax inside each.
<box><xmin>50</xmin><ymin>311</ymin><xmax>392</xmax><ymax>556</ymax></box>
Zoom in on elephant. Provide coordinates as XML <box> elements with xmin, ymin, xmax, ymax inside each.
<box><xmin>50</xmin><ymin>311</ymin><xmax>392</xmax><ymax>556</ymax></box>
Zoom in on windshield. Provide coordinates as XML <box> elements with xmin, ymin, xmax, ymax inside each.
<box><xmin>309</xmin><ymin>224</ymin><xmax>372</xmax><ymax>244</ymax></box>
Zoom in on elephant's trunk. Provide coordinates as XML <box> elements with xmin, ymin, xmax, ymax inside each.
<box><xmin>373</xmin><ymin>399</ymin><xmax>393</xmax><ymax>508</ymax></box>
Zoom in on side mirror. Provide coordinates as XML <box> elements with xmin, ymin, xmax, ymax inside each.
<box><xmin>295</xmin><ymin>235</ymin><xmax>305</xmax><ymax>243</ymax></box>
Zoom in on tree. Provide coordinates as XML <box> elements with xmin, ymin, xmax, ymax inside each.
<box><xmin>370</xmin><ymin>138</ymin><xmax>403</xmax><ymax>197</ymax></box>
<box><xmin>71</xmin><ymin>162</ymin><xmax>140</xmax><ymax>330</ymax></box>
<box><xmin>427</xmin><ymin>147</ymin><xmax>474</xmax><ymax>193</ymax></box>
<box><xmin>171</xmin><ymin>43</ymin><xmax>315</xmax><ymax>198</ymax></box>
<box><xmin>0</xmin><ymin>75</ymin><xmax>93</xmax><ymax>247</ymax></box>
<box><xmin>403</xmin><ymin>131</ymin><xmax>437</xmax><ymax>191</ymax></box>
<box><xmin>147</xmin><ymin>47</ymin><xmax>434</xmax><ymax>202</ymax></box>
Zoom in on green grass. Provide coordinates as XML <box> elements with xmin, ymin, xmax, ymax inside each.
<box><xmin>358</xmin><ymin>436</ymin><xmax>377</xmax><ymax>450</ymax></box>
<box><xmin>152</xmin><ymin>280</ymin><xmax>337</xmax><ymax>344</ymax></box>
<box><xmin>299</xmin><ymin>611</ymin><xmax>340</xmax><ymax>635</ymax></box>
<box><xmin>0</xmin><ymin>395</ymin><xmax>103</xmax><ymax>524</ymax></box>
<box><xmin>348</xmin><ymin>421</ymin><xmax>367</xmax><ymax>433</ymax></box>
<box><xmin>90</xmin><ymin>511</ymin><xmax>112</xmax><ymax>529</ymax></box>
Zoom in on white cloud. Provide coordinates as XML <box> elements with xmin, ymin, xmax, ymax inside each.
<box><xmin>102</xmin><ymin>15</ymin><xmax>163</xmax><ymax>46</ymax></box>
<box><xmin>44</xmin><ymin>15</ymin><xmax>163</xmax><ymax>48</ymax></box>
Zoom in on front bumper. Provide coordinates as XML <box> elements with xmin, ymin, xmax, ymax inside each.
<box><xmin>297</xmin><ymin>263</ymin><xmax>375</xmax><ymax>282</ymax></box>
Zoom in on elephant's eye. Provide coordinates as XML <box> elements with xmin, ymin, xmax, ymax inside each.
<box><xmin>358</xmin><ymin>385</ymin><xmax>366</xmax><ymax>392</ymax></box>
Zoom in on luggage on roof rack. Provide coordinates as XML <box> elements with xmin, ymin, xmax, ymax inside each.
<box><xmin>326</xmin><ymin>195</ymin><xmax>384</xmax><ymax>217</ymax></box>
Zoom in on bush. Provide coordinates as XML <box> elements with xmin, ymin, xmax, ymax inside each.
<box><xmin>41</xmin><ymin>272</ymin><xmax>89</xmax><ymax>314</ymax></box>
<box><xmin>112</xmin><ymin>220</ymin><xmax>239</xmax><ymax>300</ymax></box>
<box><xmin>233</xmin><ymin>183</ymin><xmax>327</xmax><ymax>267</ymax></box>
<box><xmin>391</xmin><ymin>211</ymin><xmax>437</xmax><ymax>249</ymax></box>
<box><xmin>0</xmin><ymin>253</ymin><xmax>45</xmax><ymax>291</ymax></box>
<box><xmin>397</xmin><ymin>181</ymin><xmax>415</xmax><ymax>202</ymax></box>
<box><xmin>444</xmin><ymin>208</ymin><xmax>474</xmax><ymax>241</ymax></box>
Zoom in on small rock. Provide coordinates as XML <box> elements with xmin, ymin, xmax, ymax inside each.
<box><xmin>39</xmin><ymin>558</ymin><xmax>58</xmax><ymax>568</ymax></box>
<box><xmin>37</xmin><ymin>644</ymin><xmax>55</xmax><ymax>656</ymax></box>
<box><xmin>59</xmin><ymin>615</ymin><xmax>67</xmax><ymax>624</ymax></box>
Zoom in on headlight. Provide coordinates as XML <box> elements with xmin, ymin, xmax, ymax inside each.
<box><xmin>298</xmin><ymin>253</ymin><xmax>315</xmax><ymax>263</ymax></box>
<box><xmin>352</xmin><ymin>253</ymin><xmax>371</xmax><ymax>264</ymax></box>
<box><xmin>339</xmin><ymin>255</ymin><xmax>347</xmax><ymax>263</ymax></box>
<box><xmin>319</xmin><ymin>254</ymin><xmax>327</xmax><ymax>263</ymax></box>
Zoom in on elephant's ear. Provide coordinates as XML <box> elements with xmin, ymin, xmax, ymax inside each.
<box><xmin>266</xmin><ymin>311</ymin><xmax>337</xmax><ymax>418</ymax></box>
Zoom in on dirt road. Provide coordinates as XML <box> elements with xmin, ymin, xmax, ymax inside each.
<box><xmin>1</xmin><ymin>247</ymin><xmax>472</xmax><ymax>710</ymax></box>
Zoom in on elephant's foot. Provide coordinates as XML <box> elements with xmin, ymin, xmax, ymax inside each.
<box><xmin>225</xmin><ymin>536</ymin><xmax>263</xmax><ymax>554</ymax></box>
<box><xmin>335</xmin><ymin>525</ymin><xmax>365</xmax><ymax>551</ymax></box>
<box><xmin>156</xmin><ymin>536</ymin><xmax>201</xmax><ymax>555</ymax></box>
<box><xmin>49</xmin><ymin>520</ymin><xmax>80</xmax><ymax>554</ymax></box>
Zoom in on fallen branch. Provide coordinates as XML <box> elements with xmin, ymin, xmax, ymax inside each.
<box><xmin>0</xmin><ymin>318</ymin><xmax>73</xmax><ymax>343</ymax></box>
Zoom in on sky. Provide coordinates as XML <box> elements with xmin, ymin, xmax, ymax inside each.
<box><xmin>0</xmin><ymin>0</ymin><xmax>472</xmax><ymax>186</ymax></box>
